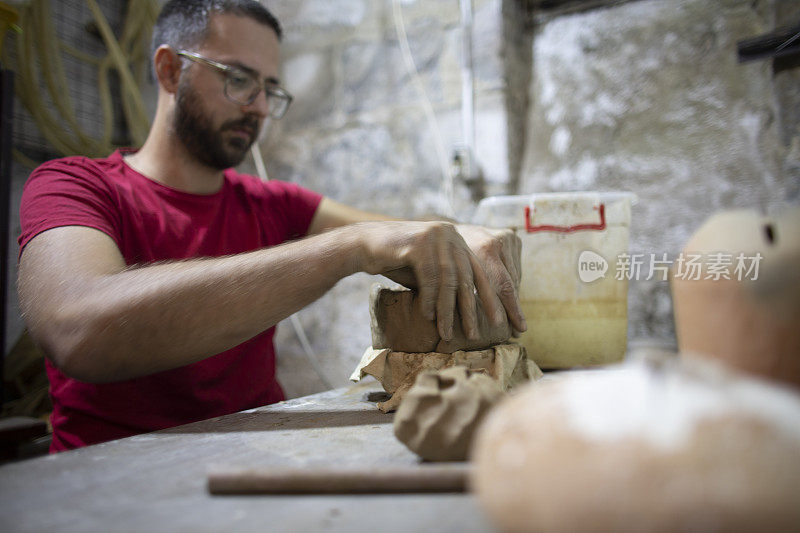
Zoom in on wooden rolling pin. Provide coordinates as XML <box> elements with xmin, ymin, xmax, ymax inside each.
<box><xmin>208</xmin><ymin>465</ymin><xmax>470</xmax><ymax>495</ymax></box>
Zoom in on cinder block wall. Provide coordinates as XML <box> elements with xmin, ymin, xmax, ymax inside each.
<box><xmin>261</xmin><ymin>0</ymin><xmax>799</xmax><ymax>398</ymax></box>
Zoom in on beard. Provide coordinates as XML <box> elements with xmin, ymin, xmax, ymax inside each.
<box><xmin>173</xmin><ymin>79</ymin><xmax>260</xmax><ymax>170</ymax></box>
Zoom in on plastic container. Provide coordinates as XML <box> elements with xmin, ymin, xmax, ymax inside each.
<box><xmin>474</xmin><ymin>192</ymin><xmax>635</xmax><ymax>369</ymax></box>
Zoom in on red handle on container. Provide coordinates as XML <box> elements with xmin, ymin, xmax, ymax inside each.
<box><xmin>524</xmin><ymin>203</ymin><xmax>606</xmax><ymax>233</ymax></box>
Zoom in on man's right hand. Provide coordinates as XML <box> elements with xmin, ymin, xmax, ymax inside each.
<box><xmin>351</xmin><ymin>220</ymin><xmax>510</xmax><ymax>342</ymax></box>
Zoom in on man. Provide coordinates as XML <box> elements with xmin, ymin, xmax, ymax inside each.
<box><xmin>17</xmin><ymin>0</ymin><xmax>526</xmax><ymax>452</ymax></box>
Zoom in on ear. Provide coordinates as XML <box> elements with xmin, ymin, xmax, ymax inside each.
<box><xmin>154</xmin><ymin>45</ymin><xmax>183</xmax><ymax>94</ymax></box>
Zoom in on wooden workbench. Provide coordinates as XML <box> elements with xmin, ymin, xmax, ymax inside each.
<box><xmin>0</xmin><ymin>380</ymin><xmax>495</xmax><ymax>533</ymax></box>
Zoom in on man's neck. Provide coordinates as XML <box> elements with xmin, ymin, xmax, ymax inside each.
<box><xmin>124</xmin><ymin>126</ymin><xmax>226</xmax><ymax>195</ymax></box>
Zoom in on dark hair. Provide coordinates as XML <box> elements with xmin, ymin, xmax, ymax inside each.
<box><xmin>151</xmin><ymin>0</ymin><xmax>282</xmax><ymax>63</ymax></box>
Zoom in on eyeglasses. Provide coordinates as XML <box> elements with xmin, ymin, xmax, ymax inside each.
<box><xmin>177</xmin><ymin>50</ymin><xmax>293</xmax><ymax>119</ymax></box>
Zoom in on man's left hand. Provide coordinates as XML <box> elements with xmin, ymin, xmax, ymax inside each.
<box><xmin>456</xmin><ymin>224</ymin><xmax>526</xmax><ymax>334</ymax></box>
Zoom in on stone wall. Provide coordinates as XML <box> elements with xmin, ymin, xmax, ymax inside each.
<box><xmin>263</xmin><ymin>0</ymin><xmax>799</xmax><ymax>398</ymax></box>
<box><xmin>254</xmin><ymin>0</ymin><xmax>511</xmax><ymax>397</ymax></box>
<box><xmin>518</xmin><ymin>0</ymin><xmax>799</xmax><ymax>342</ymax></box>
<box><xmin>6</xmin><ymin>0</ymin><xmax>796</xmax><ymax>401</ymax></box>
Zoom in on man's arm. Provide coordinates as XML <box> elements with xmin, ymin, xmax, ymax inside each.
<box><xmin>19</xmin><ymin>225</ymin><xmax>360</xmax><ymax>383</ymax></box>
<box><xmin>20</xmin><ymin>212</ymin><xmax>518</xmax><ymax>383</ymax></box>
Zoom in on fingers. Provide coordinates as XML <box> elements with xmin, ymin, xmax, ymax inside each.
<box><xmin>435</xmin><ymin>239</ymin><xmax>458</xmax><ymax>341</ymax></box>
<box><xmin>454</xmin><ymin>248</ymin><xmax>478</xmax><ymax>340</ymax></box>
<box><xmin>488</xmin><ymin>235</ymin><xmax>526</xmax><ymax>332</ymax></box>
<box><xmin>410</xmin><ymin>223</ymin><xmax>480</xmax><ymax>341</ymax></box>
<box><xmin>507</xmin><ymin>233</ymin><xmax>526</xmax><ymax>330</ymax></box>
<box><xmin>412</xmin><ymin>242</ymin><xmax>439</xmax><ymax>323</ymax></box>
<box><xmin>492</xmin><ymin>231</ymin><xmax>526</xmax><ymax>331</ymax></box>
<box><xmin>495</xmin><ymin>230</ymin><xmax>521</xmax><ymax>288</ymax></box>
<box><xmin>495</xmin><ymin>269</ymin><xmax>526</xmax><ymax>332</ymax></box>
<box><xmin>499</xmin><ymin>240</ymin><xmax>520</xmax><ymax>289</ymax></box>
<box><xmin>463</xmin><ymin>226</ymin><xmax>526</xmax><ymax>333</ymax></box>
<box><xmin>511</xmin><ymin>232</ymin><xmax>522</xmax><ymax>286</ymax></box>
<box><xmin>468</xmin><ymin>251</ymin><xmax>505</xmax><ymax>327</ymax></box>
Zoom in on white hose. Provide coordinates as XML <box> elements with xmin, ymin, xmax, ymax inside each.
<box><xmin>459</xmin><ymin>0</ymin><xmax>476</xmax><ymax>180</ymax></box>
<box><xmin>391</xmin><ymin>0</ymin><xmax>455</xmax><ymax>219</ymax></box>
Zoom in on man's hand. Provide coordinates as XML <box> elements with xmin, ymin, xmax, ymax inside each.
<box><xmin>351</xmin><ymin>221</ymin><xmax>526</xmax><ymax>342</ymax></box>
<box><xmin>456</xmin><ymin>224</ymin><xmax>526</xmax><ymax>335</ymax></box>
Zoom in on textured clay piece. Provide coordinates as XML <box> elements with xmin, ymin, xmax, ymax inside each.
<box><xmin>471</xmin><ymin>355</ymin><xmax>800</xmax><ymax>533</ymax></box>
<box><xmin>394</xmin><ymin>366</ymin><xmax>504</xmax><ymax>462</ymax></box>
<box><xmin>369</xmin><ymin>285</ymin><xmax>512</xmax><ymax>354</ymax></box>
<box><xmin>672</xmin><ymin>207</ymin><xmax>800</xmax><ymax>387</ymax></box>
<box><xmin>351</xmin><ymin>343</ymin><xmax>541</xmax><ymax>412</ymax></box>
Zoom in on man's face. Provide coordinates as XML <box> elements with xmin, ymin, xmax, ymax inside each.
<box><xmin>174</xmin><ymin>75</ymin><xmax>260</xmax><ymax>169</ymax></box>
<box><xmin>172</xmin><ymin>14</ymin><xmax>282</xmax><ymax>170</ymax></box>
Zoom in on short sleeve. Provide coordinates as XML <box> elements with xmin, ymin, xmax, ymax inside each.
<box><xmin>263</xmin><ymin>180</ymin><xmax>323</xmax><ymax>240</ymax></box>
<box><xmin>18</xmin><ymin>158</ymin><xmax>122</xmax><ymax>257</ymax></box>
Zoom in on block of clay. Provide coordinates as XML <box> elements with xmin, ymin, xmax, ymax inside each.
<box><xmin>350</xmin><ymin>342</ymin><xmax>541</xmax><ymax>412</ymax></box>
<box><xmin>370</xmin><ymin>285</ymin><xmax>512</xmax><ymax>354</ymax></box>
<box><xmin>394</xmin><ymin>366</ymin><xmax>504</xmax><ymax>462</ymax></box>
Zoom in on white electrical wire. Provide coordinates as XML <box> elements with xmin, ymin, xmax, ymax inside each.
<box><xmin>251</xmin><ymin>136</ymin><xmax>270</xmax><ymax>180</ymax></box>
<box><xmin>459</xmin><ymin>0</ymin><xmax>476</xmax><ymax>177</ymax></box>
<box><xmin>391</xmin><ymin>0</ymin><xmax>456</xmax><ymax>219</ymax></box>
<box><xmin>249</xmin><ymin>143</ymin><xmax>336</xmax><ymax>390</ymax></box>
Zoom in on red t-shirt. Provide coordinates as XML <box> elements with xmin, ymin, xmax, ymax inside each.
<box><xmin>18</xmin><ymin>150</ymin><xmax>323</xmax><ymax>452</ymax></box>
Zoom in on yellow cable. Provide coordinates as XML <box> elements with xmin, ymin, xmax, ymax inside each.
<box><xmin>36</xmin><ymin>0</ymin><xmax>95</xmax><ymax>149</ymax></box>
<box><xmin>97</xmin><ymin>56</ymin><xmax>114</xmax><ymax>148</ymax></box>
<box><xmin>59</xmin><ymin>42</ymin><xmax>101</xmax><ymax>65</ymax></box>
<box><xmin>5</xmin><ymin>0</ymin><xmax>158</xmax><ymax>162</ymax></box>
<box><xmin>85</xmin><ymin>0</ymin><xmax>149</xmax><ymax>147</ymax></box>
<box><xmin>15</xmin><ymin>3</ymin><xmax>84</xmax><ymax>155</ymax></box>
<box><xmin>12</xmin><ymin>148</ymin><xmax>40</xmax><ymax>170</ymax></box>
